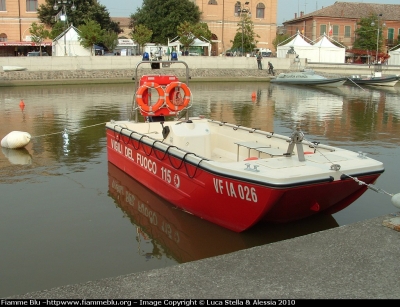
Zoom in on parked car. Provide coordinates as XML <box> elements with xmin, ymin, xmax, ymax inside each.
<box><xmin>27</xmin><ymin>51</ymin><xmax>49</xmax><ymax>56</ymax></box>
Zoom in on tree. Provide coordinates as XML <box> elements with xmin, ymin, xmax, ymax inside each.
<box><xmin>272</xmin><ymin>33</ymin><xmax>291</xmax><ymax>51</ymax></box>
<box><xmin>29</xmin><ymin>22</ymin><xmax>50</xmax><ymax>55</ymax></box>
<box><xmin>353</xmin><ymin>14</ymin><xmax>384</xmax><ymax>53</ymax></box>
<box><xmin>130</xmin><ymin>24</ymin><xmax>153</xmax><ymax>54</ymax></box>
<box><xmin>102</xmin><ymin>31</ymin><xmax>118</xmax><ymax>53</ymax></box>
<box><xmin>78</xmin><ymin>19</ymin><xmax>104</xmax><ymax>55</ymax></box>
<box><xmin>130</xmin><ymin>0</ymin><xmax>201</xmax><ymax>45</ymax></box>
<box><xmin>48</xmin><ymin>21</ymin><xmax>65</xmax><ymax>40</ymax></box>
<box><xmin>177</xmin><ymin>21</ymin><xmax>196</xmax><ymax>54</ymax></box>
<box><xmin>37</xmin><ymin>0</ymin><xmax>121</xmax><ymax>34</ymax></box>
<box><xmin>231</xmin><ymin>14</ymin><xmax>259</xmax><ymax>54</ymax></box>
<box><xmin>192</xmin><ymin>22</ymin><xmax>212</xmax><ymax>42</ymax></box>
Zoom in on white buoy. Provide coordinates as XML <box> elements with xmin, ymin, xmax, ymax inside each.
<box><xmin>1</xmin><ymin>147</ymin><xmax>32</xmax><ymax>165</ymax></box>
<box><xmin>1</xmin><ymin>131</ymin><xmax>31</xmax><ymax>149</ymax></box>
<box><xmin>391</xmin><ymin>193</ymin><xmax>400</xmax><ymax>209</ymax></box>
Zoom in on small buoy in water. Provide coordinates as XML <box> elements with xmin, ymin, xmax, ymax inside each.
<box><xmin>1</xmin><ymin>131</ymin><xmax>31</xmax><ymax>149</ymax></box>
<box><xmin>251</xmin><ymin>92</ymin><xmax>256</xmax><ymax>98</ymax></box>
<box><xmin>391</xmin><ymin>193</ymin><xmax>400</xmax><ymax>209</ymax></box>
<box><xmin>19</xmin><ymin>99</ymin><xmax>25</xmax><ymax>108</ymax></box>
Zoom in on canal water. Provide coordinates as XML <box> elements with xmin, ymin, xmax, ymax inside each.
<box><xmin>1</xmin><ymin>82</ymin><xmax>399</xmax><ymax>297</ymax></box>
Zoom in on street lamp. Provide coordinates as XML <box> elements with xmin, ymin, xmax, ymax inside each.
<box><xmin>237</xmin><ymin>2</ymin><xmax>251</xmax><ymax>56</ymax></box>
<box><xmin>371</xmin><ymin>13</ymin><xmax>385</xmax><ymax>63</ymax></box>
<box><xmin>53</xmin><ymin>0</ymin><xmax>76</xmax><ymax>56</ymax></box>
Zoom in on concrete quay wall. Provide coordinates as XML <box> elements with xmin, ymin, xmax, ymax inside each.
<box><xmin>1</xmin><ymin>55</ymin><xmax>400</xmax><ymax>86</ymax></box>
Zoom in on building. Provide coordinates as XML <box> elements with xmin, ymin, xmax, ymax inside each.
<box><xmin>194</xmin><ymin>0</ymin><xmax>277</xmax><ymax>56</ymax></box>
<box><xmin>282</xmin><ymin>2</ymin><xmax>400</xmax><ymax>52</ymax></box>
<box><xmin>0</xmin><ymin>0</ymin><xmax>52</xmax><ymax>56</ymax></box>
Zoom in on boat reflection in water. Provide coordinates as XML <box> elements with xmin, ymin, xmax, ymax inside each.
<box><xmin>107</xmin><ymin>162</ymin><xmax>339</xmax><ymax>263</ymax></box>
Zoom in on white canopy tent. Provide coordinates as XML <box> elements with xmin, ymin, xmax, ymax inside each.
<box><xmin>310</xmin><ymin>34</ymin><xmax>345</xmax><ymax>63</ymax></box>
<box><xmin>52</xmin><ymin>25</ymin><xmax>91</xmax><ymax>56</ymax></box>
<box><xmin>388</xmin><ymin>45</ymin><xmax>400</xmax><ymax>65</ymax></box>
<box><xmin>168</xmin><ymin>36</ymin><xmax>211</xmax><ymax>56</ymax></box>
<box><xmin>277</xmin><ymin>31</ymin><xmax>314</xmax><ymax>60</ymax></box>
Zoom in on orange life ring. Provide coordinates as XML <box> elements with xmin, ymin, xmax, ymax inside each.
<box><xmin>136</xmin><ymin>82</ymin><xmax>165</xmax><ymax>113</ymax></box>
<box><xmin>165</xmin><ymin>82</ymin><xmax>191</xmax><ymax>111</ymax></box>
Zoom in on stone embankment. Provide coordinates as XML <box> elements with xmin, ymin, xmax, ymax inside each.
<box><xmin>1</xmin><ymin>55</ymin><xmax>399</xmax><ymax>86</ymax></box>
<box><xmin>0</xmin><ymin>68</ymin><xmax>274</xmax><ymax>86</ymax></box>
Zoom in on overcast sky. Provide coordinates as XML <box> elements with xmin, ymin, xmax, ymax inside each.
<box><xmin>98</xmin><ymin>0</ymin><xmax>399</xmax><ymax>25</ymax></box>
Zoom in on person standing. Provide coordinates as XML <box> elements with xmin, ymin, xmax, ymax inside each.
<box><xmin>256</xmin><ymin>52</ymin><xmax>262</xmax><ymax>70</ymax></box>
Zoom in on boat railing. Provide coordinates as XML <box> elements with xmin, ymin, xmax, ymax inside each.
<box><xmin>131</xmin><ymin>60</ymin><xmax>191</xmax><ymax>122</ymax></box>
<box><xmin>207</xmin><ymin>119</ymin><xmax>336</xmax><ymax>153</ymax></box>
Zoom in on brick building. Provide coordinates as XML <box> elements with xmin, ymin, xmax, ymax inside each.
<box><xmin>0</xmin><ymin>0</ymin><xmax>52</xmax><ymax>56</ymax></box>
<box><xmin>194</xmin><ymin>0</ymin><xmax>277</xmax><ymax>56</ymax></box>
<box><xmin>282</xmin><ymin>2</ymin><xmax>400</xmax><ymax>51</ymax></box>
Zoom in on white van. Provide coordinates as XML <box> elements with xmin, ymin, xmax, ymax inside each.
<box><xmin>254</xmin><ymin>48</ymin><xmax>272</xmax><ymax>57</ymax></box>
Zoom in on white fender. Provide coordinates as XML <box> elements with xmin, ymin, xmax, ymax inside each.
<box><xmin>391</xmin><ymin>193</ymin><xmax>400</xmax><ymax>209</ymax></box>
<box><xmin>1</xmin><ymin>131</ymin><xmax>31</xmax><ymax>149</ymax></box>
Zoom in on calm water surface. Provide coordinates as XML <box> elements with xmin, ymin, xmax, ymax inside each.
<box><xmin>1</xmin><ymin>82</ymin><xmax>400</xmax><ymax>297</ymax></box>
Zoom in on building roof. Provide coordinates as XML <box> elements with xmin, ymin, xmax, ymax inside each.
<box><xmin>285</xmin><ymin>1</ymin><xmax>400</xmax><ymax>23</ymax></box>
<box><xmin>111</xmin><ymin>17</ymin><xmax>131</xmax><ymax>28</ymax></box>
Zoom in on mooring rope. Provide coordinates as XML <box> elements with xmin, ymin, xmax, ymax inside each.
<box><xmin>31</xmin><ymin>122</ymin><xmax>107</xmax><ymax>139</ymax></box>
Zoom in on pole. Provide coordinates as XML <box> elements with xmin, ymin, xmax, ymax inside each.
<box><xmin>64</xmin><ymin>5</ymin><xmax>67</xmax><ymax>56</ymax></box>
<box><xmin>376</xmin><ymin>26</ymin><xmax>379</xmax><ymax>63</ymax></box>
<box><xmin>241</xmin><ymin>17</ymin><xmax>244</xmax><ymax>56</ymax></box>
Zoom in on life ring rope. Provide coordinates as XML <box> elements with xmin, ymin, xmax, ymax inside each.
<box><xmin>165</xmin><ymin>82</ymin><xmax>191</xmax><ymax>111</ymax></box>
<box><xmin>136</xmin><ymin>82</ymin><xmax>165</xmax><ymax>113</ymax></box>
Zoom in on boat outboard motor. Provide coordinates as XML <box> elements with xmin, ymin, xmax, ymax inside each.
<box><xmin>142</xmin><ymin>52</ymin><xmax>149</xmax><ymax>61</ymax></box>
<box><xmin>171</xmin><ymin>51</ymin><xmax>178</xmax><ymax>61</ymax></box>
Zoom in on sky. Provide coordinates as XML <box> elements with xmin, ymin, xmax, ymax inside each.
<box><xmin>98</xmin><ymin>0</ymin><xmax>399</xmax><ymax>25</ymax></box>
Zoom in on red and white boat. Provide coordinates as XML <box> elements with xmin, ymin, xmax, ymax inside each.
<box><xmin>106</xmin><ymin>60</ymin><xmax>385</xmax><ymax>232</ymax></box>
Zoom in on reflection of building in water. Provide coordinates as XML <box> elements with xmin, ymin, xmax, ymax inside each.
<box><xmin>271</xmin><ymin>85</ymin><xmax>344</xmax><ymax>125</ymax></box>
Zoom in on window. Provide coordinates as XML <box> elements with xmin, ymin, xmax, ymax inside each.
<box><xmin>333</xmin><ymin>25</ymin><xmax>339</xmax><ymax>36</ymax></box>
<box><xmin>320</xmin><ymin>24</ymin><xmax>327</xmax><ymax>36</ymax></box>
<box><xmin>344</xmin><ymin>26</ymin><xmax>351</xmax><ymax>38</ymax></box>
<box><xmin>0</xmin><ymin>0</ymin><xmax>6</xmax><ymax>11</ymax></box>
<box><xmin>0</xmin><ymin>33</ymin><xmax>7</xmax><ymax>42</ymax></box>
<box><xmin>388</xmin><ymin>28</ymin><xmax>394</xmax><ymax>44</ymax></box>
<box><xmin>26</xmin><ymin>0</ymin><xmax>38</xmax><ymax>12</ymax></box>
<box><xmin>256</xmin><ymin>3</ymin><xmax>265</xmax><ymax>19</ymax></box>
<box><xmin>208</xmin><ymin>0</ymin><xmax>217</xmax><ymax>4</ymax></box>
<box><xmin>235</xmin><ymin>1</ymin><xmax>241</xmax><ymax>16</ymax></box>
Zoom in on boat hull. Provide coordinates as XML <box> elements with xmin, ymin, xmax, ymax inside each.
<box><xmin>346</xmin><ymin>75</ymin><xmax>399</xmax><ymax>87</ymax></box>
<box><xmin>106</xmin><ymin>121</ymin><xmax>383</xmax><ymax>232</ymax></box>
<box><xmin>271</xmin><ymin>73</ymin><xmax>346</xmax><ymax>88</ymax></box>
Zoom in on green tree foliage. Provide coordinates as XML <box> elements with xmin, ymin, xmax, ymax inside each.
<box><xmin>130</xmin><ymin>0</ymin><xmax>201</xmax><ymax>45</ymax></box>
<box><xmin>102</xmin><ymin>31</ymin><xmax>119</xmax><ymax>53</ymax></box>
<box><xmin>131</xmin><ymin>24</ymin><xmax>153</xmax><ymax>53</ymax></box>
<box><xmin>177</xmin><ymin>21</ymin><xmax>196</xmax><ymax>53</ymax></box>
<box><xmin>230</xmin><ymin>14</ymin><xmax>259</xmax><ymax>54</ymax></box>
<box><xmin>192</xmin><ymin>22</ymin><xmax>212</xmax><ymax>42</ymax></box>
<box><xmin>177</xmin><ymin>22</ymin><xmax>212</xmax><ymax>53</ymax></box>
<box><xmin>37</xmin><ymin>0</ymin><xmax>121</xmax><ymax>33</ymax></box>
<box><xmin>48</xmin><ymin>21</ymin><xmax>65</xmax><ymax>40</ymax></box>
<box><xmin>29</xmin><ymin>22</ymin><xmax>50</xmax><ymax>55</ymax></box>
<box><xmin>78</xmin><ymin>19</ymin><xmax>104</xmax><ymax>55</ymax></box>
<box><xmin>353</xmin><ymin>14</ymin><xmax>384</xmax><ymax>52</ymax></box>
<box><xmin>272</xmin><ymin>33</ymin><xmax>291</xmax><ymax>51</ymax></box>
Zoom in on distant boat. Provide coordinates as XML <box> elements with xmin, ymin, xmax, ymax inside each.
<box><xmin>270</xmin><ymin>69</ymin><xmax>346</xmax><ymax>88</ymax></box>
<box><xmin>346</xmin><ymin>64</ymin><xmax>399</xmax><ymax>87</ymax></box>
<box><xmin>2</xmin><ymin>66</ymin><xmax>27</xmax><ymax>72</ymax></box>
